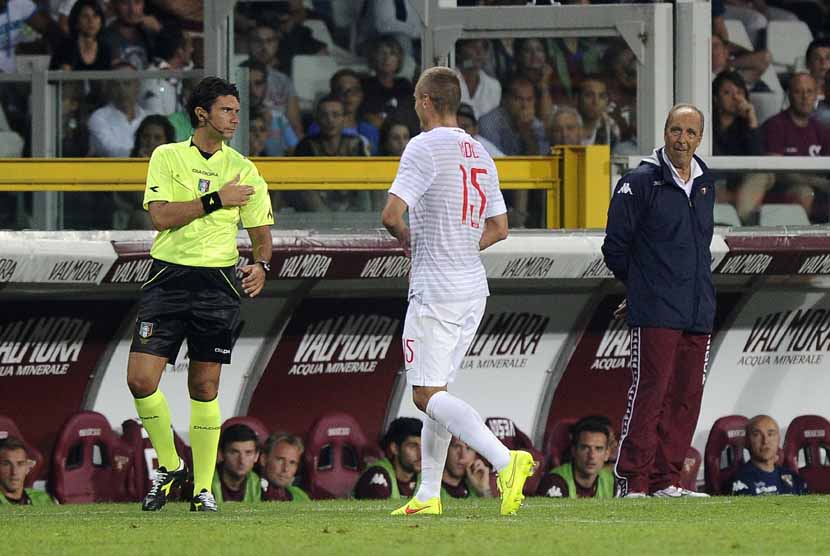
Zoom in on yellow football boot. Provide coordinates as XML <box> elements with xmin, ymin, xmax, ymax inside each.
<box><xmin>497</xmin><ymin>450</ymin><xmax>535</xmax><ymax>516</ymax></box>
<box><xmin>391</xmin><ymin>496</ymin><xmax>443</xmax><ymax>516</ymax></box>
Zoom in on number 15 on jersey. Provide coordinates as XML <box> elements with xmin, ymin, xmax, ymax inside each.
<box><xmin>460</xmin><ymin>164</ymin><xmax>487</xmax><ymax>229</ymax></box>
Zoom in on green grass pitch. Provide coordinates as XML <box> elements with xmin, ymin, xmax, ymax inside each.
<box><xmin>3</xmin><ymin>496</ymin><xmax>828</xmax><ymax>555</ymax></box>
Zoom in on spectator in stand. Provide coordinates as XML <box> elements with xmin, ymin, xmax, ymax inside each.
<box><xmin>456</xmin><ymin>102</ymin><xmax>504</xmax><ymax>158</ymax></box>
<box><xmin>576</xmin><ymin>75</ymin><xmax>619</xmax><ymax>148</ymax></box>
<box><xmin>713</xmin><ymin>71</ymin><xmax>762</xmax><ymax>156</ymax></box>
<box><xmin>547</xmin><ymin>106</ymin><xmax>583</xmax><ymax>147</ymax></box>
<box><xmin>711</xmin><ymin>32</ymin><xmax>771</xmax><ymax>93</ymax></box>
<box><xmin>0</xmin><ymin>0</ymin><xmax>61</xmax><ymax>73</ymax></box>
<box><xmin>130</xmin><ymin>114</ymin><xmax>175</xmax><ymax>157</ymax></box>
<box><xmin>166</xmin><ymin>77</ymin><xmax>196</xmax><ymax>141</ymax></box>
<box><xmin>212</xmin><ymin>424</ymin><xmax>263</xmax><ymax>504</ymax></box>
<box><xmin>512</xmin><ymin>38</ymin><xmax>557</xmax><ymax>124</ymax></box>
<box><xmin>88</xmin><ymin>62</ymin><xmax>148</xmax><ymax>157</ymax></box>
<box><xmin>290</xmin><ymin>95</ymin><xmax>370</xmax><ymax>212</ymax></box>
<box><xmin>455</xmin><ymin>39</ymin><xmax>502</xmax><ymax>119</ymax></box>
<box><xmin>545</xmin><ymin>37</ymin><xmax>603</xmax><ymax>106</ymax></box>
<box><xmin>354</xmin><ymin>417</ymin><xmax>422</xmax><ymax>500</ymax></box>
<box><xmin>245</xmin><ymin>22</ymin><xmax>303</xmax><ymax>139</ymax></box>
<box><xmin>378</xmin><ymin>118</ymin><xmax>411</xmax><ymax>156</ymax></box>
<box><xmin>713</xmin><ymin>70</ymin><xmax>773</xmax><ymax>224</ymax></box>
<box><xmin>362</xmin><ymin>35</ymin><xmax>414</xmax><ymax>116</ymax></box>
<box><xmin>762</xmin><ymin>73</ymin><xmax>830</xmax><ymax>220</ymax></box>
<box><xmin>0</xmin><ymin>437</ymin><xmax>52</xmax><ymax>505</ymax></box>
<box><xmin>260</xmin><ymin>433</ymin><xmax>310</xmax><ymax>502</ymax></box>
<box><xmin>537</xmin><ymin>416</ymin><xmax>616</xmax><ymax>499</ymax></box>
<box><xmin>249</xmin><ymin>107</ymin><xmax>269</xmax><ymax>157</ymax></box>
<box><xmin>441</xmin><ymin>437</ymin><xmax>492</xmax><ymax>499</ymax></box>
<box><xmin>731</xmin><ymin>415</ymin><xmax>807</xmax><ymax>496</ymax></box>
<box><xmin>806</xmin><ymin>39</ymin><xmax>830</xmax><ymax>104</ymax></box>
<box><xmin>274</xmin><ymin>0</ymin><xmax>328</xmax><ymax>74</ymax></box>
<box><xmin>307</xmin><ymin>69</ymin><xmax>379</xmax><ymax>154</ymax></box>
<box><xmin>50</xmin><ymin>0</ymin><xmax>111</xmax><ymax>71</ymax></box>
<box><xmin>817</xmin><ymin>73</ymin><xmax>830</xmax><ymax>126</ymax></box>
<box><xmin>139</xmin><ymin>26</ymin><xmax>194</xmax><ymax>116</ymax></box>
<box><xmin>603</xmin><ymin>41</ymin><xmax>637</xmax><ymax>145</ymax></box>
<box><xmin>102</xmin><ymin>0</ymin><xmax>161</xmax><ymax>70</ymax></box>
<box><xmin>245</xmin><ymin>60</ymin><xmax>298</xmax><ymax>157</ymax></box>
<box><xmin>479</xmin><ymin>76</ymin><xmax>548</xmax><ymax>226</ymax></box>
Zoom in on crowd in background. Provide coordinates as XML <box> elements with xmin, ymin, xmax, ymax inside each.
<box><xmin>1</xmin><ymin>0</ymin><xmax>830</xmax><ymax>227</ymax></box>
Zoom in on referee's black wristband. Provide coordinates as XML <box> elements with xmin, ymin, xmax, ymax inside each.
<box><xmin>201</xmin><ymin>191</ymin><xmax>223</xmax><ymax>214</ymax></box>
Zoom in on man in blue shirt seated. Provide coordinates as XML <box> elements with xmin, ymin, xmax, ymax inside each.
<box><xmin>731</xmin><ymin>415</ymin><xmax>807</xmax><ymax>496</ymax></box>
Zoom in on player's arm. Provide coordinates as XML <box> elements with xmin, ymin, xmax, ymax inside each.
<box><xmin>239</xmin><ymin>225</ymin><xmax>272</xmax><ymax>298</ymax></box>
<box><xmin>381</xmin><ymin>193</ymin><xmax>411</xmax><ymax>257</ymax></box>
<box><xmin>601</xmin><ymin>176</ymin><xmax>645</xmax><ymax>285</ymax></box>
<box><xmin>479</xmin><ymin>213</ymin><xmax>508</xmax><ymax>251</ymax></box>
<box><xmin>148</xmin><ymin>174</ymin><xmax>253</xmax><ymax>231</ymax></box>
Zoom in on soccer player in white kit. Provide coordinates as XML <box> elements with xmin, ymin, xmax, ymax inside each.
<box><xmin>382</xmin><ymin>67</ymin><xmax>535</xmax><ymax>517</ymax></box>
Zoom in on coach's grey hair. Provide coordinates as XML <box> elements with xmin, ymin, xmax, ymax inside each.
<box><xmin>547</xmin><ymin>105</ymin><xmax>583</xmax><ymax>129</ymax></box>
<box><xmin>664</xmin><ymin>103</ymin><xmax>705</xmax><ymax>135</ymax></box>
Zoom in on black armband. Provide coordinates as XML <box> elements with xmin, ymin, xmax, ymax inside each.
<box><xmin>201</xmin><ymin>191</ymin><xmax>222</xmax><ymax>214</ymax></box>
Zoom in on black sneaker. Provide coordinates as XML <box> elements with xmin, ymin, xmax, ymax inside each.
<box><xmin>190</xmin><ymin>489</ymin><xmax>218</xmax><ymax>512</ymax></box>
<box><xmin>141</xmin><ymin>461</ymin><xmax>187</xmax><ymax>511</ymax></box>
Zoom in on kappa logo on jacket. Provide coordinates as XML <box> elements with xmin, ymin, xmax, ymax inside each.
<box><xmin>618</xmin><ymin>183</ymin><xmax>632</xmax><ymax>195</ymax></box>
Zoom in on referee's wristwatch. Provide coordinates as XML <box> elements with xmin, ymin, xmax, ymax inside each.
<box><xmin>256</xmin><ymin>260</ymin><xmax>271</xmax><ymax>273</ymax></box>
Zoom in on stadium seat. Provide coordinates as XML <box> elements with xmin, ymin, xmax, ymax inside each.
<box><xmin>542</xmin><ymin>417</ymin><xmax>579</xmax><ymax>470</ymax></box>
<box><xmin>759</xmin><ymin>203</ymin><xmax>811</xmax><ymax>226</ymax></box>
<box><xmin>121</xmin><ymin>419</ymin><xmax>192</xmax><ymax>500</ymax></box>
<box><xmin>766</xmin><ymin>20</ymin><xmax>813</xmax><ymax>70</ymax></box>
<box><xmin>714</xmin><ymin>203</ymin><xmax>742</xmax><ymax>227</ymax></box>
<box><xmin>50</xmin><ymin>411</ymin><xmax>134</xmax><ymax>503</ymax></box>
<box><xmin>0</xmin><ymin>415</ymin><xmax>45</xmax><ymax>488</ymax></box>
<box><xmin>782</xmin><ymin>415</ymin><xmax>830</xmax><ymax>493</ymax></box>
<box><xmin>484</xmin><ymin>417</ymin><xmax>545</xmax><ymax>496</ymax></box>
<box><xmin>303</xmin><ymin>411</ymin><xmax>370</xmax><ymax>499</ymax></box>
<box><xmin>750</xmin><ymin>91</ymin><xmax>785</xmax><ymax>126</ymax></box>
<box><xmin>221</xmin><ymin>416</ymin><xmax>271</xmax><ymax>446</ymax></box>
<box><xmin>679</xmin><ymin>446</ymin><xmax>702</xmax><ymax>492</ymax></box>
<box><xmin>291</xmin><ymin>54</ymin><xmax>340</xmax><ymax>112</ymax></box>
<box><xmin>704</xmin><ymin>415</ymin><xmax>749</xmax><ymax>495</ymax></box>
<box><xmin>724</xmin><ymin>19</ymin><xmax>753</xmax><ymax>51</ymax></box>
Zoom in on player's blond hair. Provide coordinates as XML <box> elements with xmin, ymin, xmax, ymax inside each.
<box><xmin>264</xmin><ymin>432</ymin><xmax>305</xmax><ymax>456</ymax></box>
<box><xmin>415</xmin><ymin>66</ymin><xmax>462</xmax><ymax>116</ymax></box>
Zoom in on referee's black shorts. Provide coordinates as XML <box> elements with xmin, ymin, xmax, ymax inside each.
<box><xmin>130</xmin><ymin>259</ymin><xmax>241</xmax><ymax>364</ymax></box>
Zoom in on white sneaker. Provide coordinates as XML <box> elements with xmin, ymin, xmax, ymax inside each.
<box><xmin>622</xmin><ymin>491</ymin><xmax>649</xmax><ymax>498</ymax></box>
<box><xmin>653</xmin><ymin>485</ymin><xmax>710</xmax><ymax>498</ymax></box>
<box><xmin>652</xmin><ymin>486</ymin><xmax>683</xmax><ymax>498</ymax></box>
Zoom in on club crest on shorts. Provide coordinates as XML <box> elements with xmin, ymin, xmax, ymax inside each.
<box><xmin>198</xmin><ymin>179</ymin><xmax>211</xmax><ymax>193</ymax></box>
<box><xmin>138</xmin><ymin>321</ymin><xmax>154</xmax><ymax>339</ymax></box>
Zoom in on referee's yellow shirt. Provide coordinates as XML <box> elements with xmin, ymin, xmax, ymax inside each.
<box><xmin>143</xmin><ymin>139</ymin><xmax>274</xmax><ymax>267</ymax></box>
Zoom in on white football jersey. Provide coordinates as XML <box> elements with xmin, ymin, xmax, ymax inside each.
<box><xmin>389</xmin><ymin>126</ymin><xmax>506</xmax><ymax>303</ymax></box>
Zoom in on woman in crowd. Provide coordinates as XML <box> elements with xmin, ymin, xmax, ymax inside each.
<box><xmin>51</xmin><ymin>0</ymin><xmax>111</xmax><ymax>71</ymax></box>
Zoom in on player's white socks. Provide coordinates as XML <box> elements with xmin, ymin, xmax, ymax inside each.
<box><xmin>415</xmin><ymin>415</ymin><xmax>452</xmax><ymax>502</ymax></box>
<box><xmin>426</xmin><ymin>391</ymin><xmax>511</xmax><ymax>472</ymax></box>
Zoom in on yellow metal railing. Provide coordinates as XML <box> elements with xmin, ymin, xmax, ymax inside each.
<box><xmin>0</xmin><ymin>148</ymin><xmax>610</xmax><ymax>228</ymax></box>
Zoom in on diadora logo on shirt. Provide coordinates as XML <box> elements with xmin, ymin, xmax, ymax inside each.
<box><xmin>192</xmin><ymin>168</ymin><xmax>219</xmax><ymax>177</ymax></box>
<box><xmin>617</xmin><ymin>183</ymin><xmax>632</xmax><ymax>195</ymax></box>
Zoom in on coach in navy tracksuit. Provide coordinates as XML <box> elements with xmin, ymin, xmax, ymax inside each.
<box><xmin>602</xmin><ymin>105</ymin><xmax>715</xmax><ymax>498</ymax></box>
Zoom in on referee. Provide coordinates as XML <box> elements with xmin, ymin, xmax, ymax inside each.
<box><xmin>126</xmin><ymin>77</ymin><xmax>274</xmax><ymax>512</ymax></box>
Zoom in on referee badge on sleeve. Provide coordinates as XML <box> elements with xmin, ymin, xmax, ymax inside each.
<box><xmin>198</xmin><ymin>179</ymin><xmax>211</xmax><ymax>193</ymax></box>
<box><xmin>138</xmin><ymin>321</ymin><xmax>154</xmax><ymax>339</ymax></box>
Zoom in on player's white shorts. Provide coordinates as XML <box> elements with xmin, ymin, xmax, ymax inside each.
<box><xmin>402</xmin><ymin>296</ymin><xmax>487</xmax><ymax>387</ymax></box>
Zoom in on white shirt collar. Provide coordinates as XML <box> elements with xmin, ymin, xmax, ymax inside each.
<box><xmin>660</xmin><ymin>149</ymin><xmax>702</xmax><ymax>198</ymax></box>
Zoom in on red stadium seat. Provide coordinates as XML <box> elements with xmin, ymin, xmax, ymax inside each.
<box><xmin>782</xmin><ymin>415</ymin><xmax>830</xmax><ymax>493</ymax></box>
<box><xmin>303</xmin><ymin>411</ymin><xmax>369</xmax><ymax>499</ymax></box>
<box><xmin>221</xmin><ymin>416</ymin><xmax>271</xmax><ymax>446</ymax></box>
<box><xmin>679</xmin><ymin>446</ymin><xmax>702</xmax><ymax>492</ymax></box>
<box><xmin>121</xmin><ymin>419</ymin><xmax>192</xmax><ymax>500</ymax></box>
<box><xmin>542</xmin><ymin>417</ymin><xmax>578</xmax><ymax>470</ymax></box>
<box><xmin>0</xmin><ymin>414</ymin><xmax>45</xmax><ymax>488</ymax></box>
<box><xmin>485</xmin><ymin>417</ymin><xmax>545</xmax><ymax>496</ymax></box>
<box><xmin>704</xmin><ymin>415</ymin><xmax>749</xmax><ymax>495</ymax></box>
<box><xmin>50</xmin><ymin>411</ymin><xmax>134</xmax><ymax>503</ymax></box>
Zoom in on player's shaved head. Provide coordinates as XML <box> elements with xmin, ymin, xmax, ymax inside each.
<box><xmin>415</xmin><ymin>66</ymin><xmax>462</xmax><ymax>116</ymax></box>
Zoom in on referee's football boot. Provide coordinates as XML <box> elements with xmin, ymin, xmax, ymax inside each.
<box><xmin>190</xmin><ymin>489</ymin><xmax>218</xmax><ymax>512</ymax></box>
<box><xmin>391</xmin><ymin>496</ymin><xmax>443</xmax><ymax>516</ymax></box>
<box><xmin>497</xmin><ymin>450</ymin><xmax>536</xmax><ymax>516</ymax></box>
<box><xmin>141</xmin><ymin>460</ymin><xmax>188</xmax><ymax>511</ymax></box>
